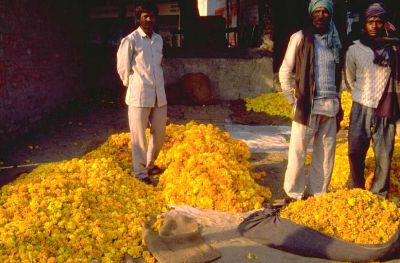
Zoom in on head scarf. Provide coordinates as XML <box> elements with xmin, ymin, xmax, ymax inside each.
<box><xmin>308</xmin><ymin>0</ymin><xmax>342</xmax><ymax>63</ymax></box>
<box><xmin>308</xmin><ymin>0</ymin><xmax>333</xmax><ymax>15</ymax></box>
<box><xmin>365</xmin><ymin>2</ymin><xmax>386</xmax><ymax>18</ymax></box>
<box><xmin>361</xmin><ymin>3</ymin><xmax>400</xmax><ymax>120</ymax></box>
<box><xmin>365</xmin><ymin>3</ymin><xmax>397</xmax><ymax>32</ymax></box>
<box><xmin>361</xmin><ymin>3</ymin><xmax>398</xmax><ymax>67</ymax></box>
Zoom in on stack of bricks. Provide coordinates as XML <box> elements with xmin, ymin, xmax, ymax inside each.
<box><xmin>0</xmin><ymin>0</ymin><xmax>87</xmax><ymax>147</ymax></box>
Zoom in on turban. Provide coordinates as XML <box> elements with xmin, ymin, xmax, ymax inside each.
<box><xmin>364</xmin><ymin>3</ymin><xmax>386</xmax><ymax>18</ymax></box>
<box><xmin>308</xmin><ymin>0</ymin><xmax>333</xmax><ymax>16</ymax></box>
<box><xmin>364</xmin><ymin>3</ymin><xmax>397</xmax><ymax>32</ymax></box>
<box><xmin>308</xmin><ymin>0</ymin><xmax>341</xmax><ymax>63</ymax></box>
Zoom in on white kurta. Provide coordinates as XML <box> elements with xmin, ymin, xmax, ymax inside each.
<box><xmin>117</xmin><ymin>27</ymin><xmax>167</xmax><ymax>107</ymax></box>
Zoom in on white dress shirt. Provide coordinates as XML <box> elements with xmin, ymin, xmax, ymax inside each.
<box><xmin>117</xmin><ymin>27</ymin><xmax>167</xmax><ymax>107</ymax></box>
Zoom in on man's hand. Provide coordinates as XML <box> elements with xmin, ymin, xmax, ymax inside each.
<box><xmin>285</xmin><ymin>94</ymin><xmax>296</xmax><ymax>105</ymax></box>
<box><xmin>396</xmin><ymin>119</ymin><xmax>400</xmax><ymax>137</ymax></box>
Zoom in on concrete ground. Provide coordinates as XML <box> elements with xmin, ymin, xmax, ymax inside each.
<box><xmin>1</xmin><ymin>99</ymin><xmax>399</xmax><ymax>263</ymax></box>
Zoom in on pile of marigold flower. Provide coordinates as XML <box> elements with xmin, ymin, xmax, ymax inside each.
<box><xmin>84</xmin><ymin>133</ymin><xmax>132</xmax><ymax>170</ymax></box>
<box><xmin>156</xmin><ymin>122</ymin><xmax>271</xmax><ymax>212</ymax></box>
<box><xmin>0</xmin><ymin>158</ymin><xmax>164</xmax><ymax>262</ymax></box>
<box><xmin>339</xmin><ymin>90</ymin><xmax>352</xmax><ymax>129</ymax></box>
<box><xmin>244</xmin><ymin>92</ymin><xmax>292</xmax><ymax>122</ymax></box>
<box><xmin>84</xmin><ymin>122</ymin><xmax>271</xmax><ymax>212</ymax></box>
<box><xmin>280</xmin><ymin>189</ymin><xmax>400</xmax><ymax>244</ymax></box>
<box><xmin>329</xmin><ymin>142</ymin><xmax>375</xmax><ymax>192</ymax></box>
<box><xmin>330</xmin><ymin>138</ymin><xmax>400</xmax><ymax>204</ymax></box>
<box><xmin>244</xmin><ymin>91</ymin><xmax>353</xmax><ymax>128</ymax></box>
<box><xmin>0</xmin><ymin>121</ymin><xmax>271</xmax><ymax>261</ymax></box>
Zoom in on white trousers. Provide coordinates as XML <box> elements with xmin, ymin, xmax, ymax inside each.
<box><xmin>284</xmin><ymin>115</ymin><xmax>337</xmax><ymax>199</ymax></box>
<box><xmin>128</xmin><ymin>105</ymin><xmax>167</xmax><ymax>178</ymax></box>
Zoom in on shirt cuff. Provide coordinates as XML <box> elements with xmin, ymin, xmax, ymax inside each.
<box><xmin>285</xmin><ymin>93</ymin><xmax>295</xmax><ymax>104</ymax></box>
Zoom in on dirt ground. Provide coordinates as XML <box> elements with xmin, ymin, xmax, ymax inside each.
<box><xmin>2</xmin><ymin>99</ymin><xmax>400</xmax><ymax>263</ymax></box>
<box><xmin>0</xmin><ymin>99</ymin><xmax>303</xmax><ymax>263</ymax></box>
<box><xmin>9</xmin><ymin>100</ymin><xmax>397</xmax><ymax>263</ymax></box>
<box><xmin>0</xmin><ymin>99</ymin><xmax>288</xmax><ymax>201</ymax></box>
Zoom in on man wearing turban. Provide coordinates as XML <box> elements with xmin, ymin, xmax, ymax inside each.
<box><xmin>345</xmin><ymin>3</ymin><xmax>400</xmax><ymax>198</ymax></box>
<box><xmin>278</xmin><ymin>0</ymin><xmax>343</xmax><ymax>202</ymax></box>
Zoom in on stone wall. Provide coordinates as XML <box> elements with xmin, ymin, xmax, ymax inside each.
<box><xmin>163</xmin><ymin>52</ymin><xmax>274</xmax><ymax>101</ymax></box>
<box><xmin>0</xmin><ymin>1</ymin><xmax>87</xmax><ymax>146</ymax></box>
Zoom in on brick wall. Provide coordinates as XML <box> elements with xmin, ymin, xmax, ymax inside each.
<box><xmin>0</xmin><ymin>1</ymin><xmax>87</xmax><ymax>147</ymax></box>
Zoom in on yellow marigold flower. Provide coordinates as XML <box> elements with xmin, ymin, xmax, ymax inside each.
<box><xmin>330</xmin><ymin>137</ymin><xmax>400</xmax><ymax>205</ymax></box>
<box><xmin>157</xmin><ymin>121</ymin><xmax>271</xmax><ymax>212</ymax></box>
<box><xmin>280</xmin><ymin>189</ymin><xmax>400</xmax><ymax>244</ymax></box>
<box><xmin>0</xmin><ymin>158</ymin><xmax>165</xmax><ymax>262</ymax></box>
<box><xmin>0</xmin><ymin>121</ymin><xmax>272</xmax><ymax>261</ymax></box>
<box><xmin>339</xmin><ymin>91</ymin><xmax>352</xmax><ymax>129</ymax></box>
<box><xmin>245</xmin><ymin>92</ymin><xmax>292</xmax><ymax>122</ymax></box>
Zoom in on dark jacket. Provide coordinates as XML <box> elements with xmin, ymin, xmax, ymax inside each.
<box><xmin>293</xmin><ymin>27</ymin><xmax>343</xmax><ymax>125</ymax></box>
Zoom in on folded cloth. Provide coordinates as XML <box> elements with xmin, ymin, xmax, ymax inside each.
<box><xmin>143</xmin><ymin>214</ymin><xmax>221</xmax><ymax>263</ymax></box>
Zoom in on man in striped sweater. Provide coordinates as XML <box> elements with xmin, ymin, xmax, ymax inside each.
<box><xmin>345</xmin><ymin>3</ymin><xmax>400</xmax><ymax>198</ymax></box>
<box><xmin>278</xmin><ymin>0</ymin><xmax>343</xmax><ymax>202</ymax></box>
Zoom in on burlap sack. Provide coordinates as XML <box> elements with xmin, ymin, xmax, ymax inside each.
<box><xmin>143</xmin><ymin>214</ymin><xmax>221</xmax><ymax>263</ymax></box>
<box><xmin>181</xmin><ymin>73</ymin><xmax>213</xmax><ymax>105</ymax></box>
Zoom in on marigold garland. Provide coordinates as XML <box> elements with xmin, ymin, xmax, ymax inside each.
<box><xmin>280</xmin><ymin>189</ymin><xmax>400</xmax><ymax>244</ymax></box>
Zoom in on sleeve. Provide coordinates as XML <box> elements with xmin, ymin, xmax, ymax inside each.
<box><xmin>344</xmin><ymin>47</ymin><xmax>356</xmax><ymax>91</ymax></box>
<box><xmin>278</xmin><ymin>31</ymin><xmax>302</xmax><ymax>104</ymax></box>
<box><xmin>116</xmin><ymin>37</ymin><xmax>134</xmax><ymax>87</ymax></box>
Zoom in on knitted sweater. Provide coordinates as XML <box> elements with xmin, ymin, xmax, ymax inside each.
<box><xmin>345</xmin><ymin>40</ymin><xmax>392</xmax><ymax>108</ymax></box>
<box><xmin>279</xmin><ymin>28</ymin><xmax>342</xmax><ymax>125</ymax></box>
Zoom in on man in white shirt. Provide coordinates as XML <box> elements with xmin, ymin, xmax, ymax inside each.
<box><xmin>345</xmin><ymin>3</ymin><xmax>400</xmax><ymax>198</ymax></box>
<box><xmin>117</xmin><ymin>1</ymin><xmax>167</xmax><ymax>184</ymax></box>
<box><xmin>278</xmin><ymin>0</ymin><xmax>342</xmax><ymax>202</ymax></box>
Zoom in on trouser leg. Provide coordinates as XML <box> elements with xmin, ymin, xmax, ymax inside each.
<box><xmin>284</xmin><ymin>120</ymin><xmax>314</xmax><ymax>200</ymax></box>
<box><xmin>128</xmin><ymin>106</ymin><xmax>151</xmax><ymax>178</ymax></box>
<box><xmin>146</xmin><ymin>105</ymin><xmax>167</xmax><ymax>169</ymax></box>
<box><xmin>370</xmin><ymin>117</ymin><xmax>395</xmax><ymax>198</ymax></box>
<box><xmin>348</xmin><ymin>102</ymin><xmax>372</xmax><ymax>189</ymax></box>
<box><xmin>308</xmin><ymin>115</ymin><xmax>337</xmax><ymax>197</ymax></box>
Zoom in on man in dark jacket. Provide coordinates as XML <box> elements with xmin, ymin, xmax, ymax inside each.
<box><xmin>279</xmin><ymin>0</ymin><xmax>343</xmax><ymax>201</ymax></box>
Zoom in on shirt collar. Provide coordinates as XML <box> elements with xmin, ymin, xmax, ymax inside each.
<box><xmin>137</xmin><ymin>26</ymin><xmax>153</xmax><ymax>39</ymax></box>
<box><xmin>315</xmin><ymin>33</ymin><xmax>328</xmax><ymax>40</ymax></box>
<box><xmin>354</xmin><ymin>40</ymin><xmax>373</xmax><ymax>53</ymax></box>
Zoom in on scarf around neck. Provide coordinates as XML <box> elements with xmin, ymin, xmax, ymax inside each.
<box><xmin>360</xmin><ymin>34</ymin><xmax>400</xmax><ymax>67</ymax></box>
<box><xmin>308</xmin><ymin>0</ymin><xmax>341</xmax><ymax>63</ymax></box>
